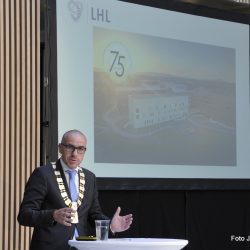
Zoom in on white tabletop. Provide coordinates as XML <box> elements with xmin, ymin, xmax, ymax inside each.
<box><xmin>68</xmin><ymin>238</ymin><xmax>188</xmax><ymax>250</ymax></box>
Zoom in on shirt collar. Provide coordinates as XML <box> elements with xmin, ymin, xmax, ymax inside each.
<box><xmin>60</xmin><ymin>158</ymin><xmax>79</xmax><ymax>173</ymax></box>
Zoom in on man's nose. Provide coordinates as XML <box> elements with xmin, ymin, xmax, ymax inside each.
<box><xmin>72</xmin><ymin>148</ymin><xmax>78</xmax><ymax>155</ymax></box>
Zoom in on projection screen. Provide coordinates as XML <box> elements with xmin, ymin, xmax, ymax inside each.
<box><xmin>53</xmin><ymin>0</ymin><xmax>250</xmax><ymax>187</ymax></box>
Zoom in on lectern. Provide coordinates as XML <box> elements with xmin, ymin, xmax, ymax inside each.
<box><xmin>68</xmin><ymin>238</ymin><xmax>188</xmax><ymax>250</ymax></box>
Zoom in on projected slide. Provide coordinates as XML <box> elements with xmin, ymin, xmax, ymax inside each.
<box><xmin>56</xmin><ymin>0</ymin><xmax>250</xmax><ymax>178</ymax></box>
<box><xmin>94</xmin><ymin>28</ymin><xmax>236</xmax><ymax>166</ymax></box>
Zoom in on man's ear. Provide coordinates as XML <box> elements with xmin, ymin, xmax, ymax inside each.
<box><xmin>58</xmin><ymin>143</ymin><xmax>62</xmax><ymax>154</ymax></box>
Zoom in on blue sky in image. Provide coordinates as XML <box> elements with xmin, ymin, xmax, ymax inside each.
<box><xmin>94</xmin><ymin>27</ymin><xmax>235</xmax><ymax>83</ymax></box>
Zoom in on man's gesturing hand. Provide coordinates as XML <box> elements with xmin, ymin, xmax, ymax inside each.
<box><xmin>110</xmin><ymin>207</ymin><xmax>133</xmax><ymax>233</ymax></box>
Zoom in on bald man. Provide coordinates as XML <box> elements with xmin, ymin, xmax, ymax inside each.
<box><xmin>18</xmin><ymin>129</ymin><xmax>133</xmax><ymax>250</ymax></box>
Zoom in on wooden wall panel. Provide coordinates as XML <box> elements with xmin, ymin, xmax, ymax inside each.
<box><xmin>0</xmin><ymin>0</ymin><xmax>4</xmax><ymax>248</ymax></box>
<box><xmin>0</xmin><ymin>0</ymin><xmax>40</xmax><ymax>249</ymax></box>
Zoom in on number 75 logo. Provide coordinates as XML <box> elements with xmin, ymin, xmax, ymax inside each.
<box><xmin>103</xmin><ymin>42</ymin><xmax>131</xmax><ymax>82</ymax></box>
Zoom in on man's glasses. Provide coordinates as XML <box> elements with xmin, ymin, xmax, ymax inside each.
<box><xmin>61</xmin><ymin>143</ymin><xmax>87</xmax><ymax>154</ymax></box>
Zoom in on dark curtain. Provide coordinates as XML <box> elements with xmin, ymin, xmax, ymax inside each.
<box><xmin>99</xmin><ymin>190</ymin><xmax>250</xmax><ymax>250</ymax></box>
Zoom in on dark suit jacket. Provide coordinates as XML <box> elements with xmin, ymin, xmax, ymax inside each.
<box><xmin>17</xmin><ymin>160</ymin><xmax>109</xmax><ymax>250</ymax></box>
